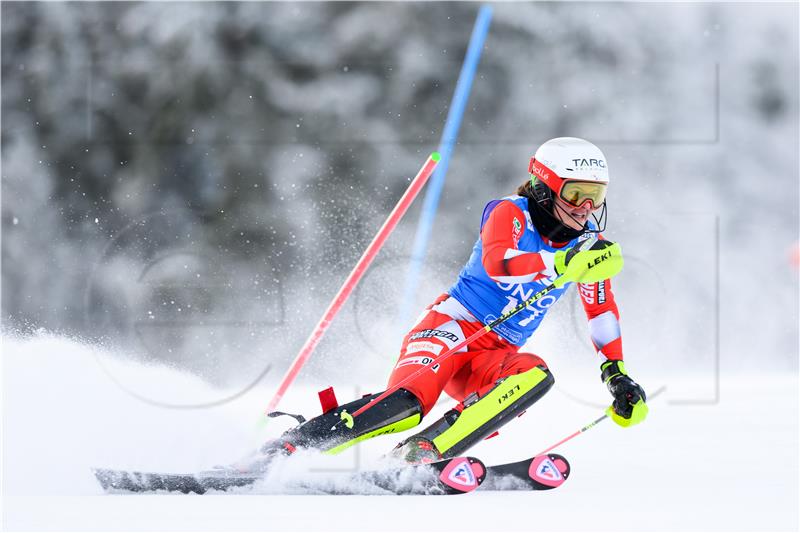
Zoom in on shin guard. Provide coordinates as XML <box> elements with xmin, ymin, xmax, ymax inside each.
<box><xmin>271</xmin><ymin>388</ymin><xmax>423</xmax><ymax>455</ymax></box>
<box><xmin>396</xmin><ymin>366</ymin><xmax>554</xmax><ymax>459</ymax></box>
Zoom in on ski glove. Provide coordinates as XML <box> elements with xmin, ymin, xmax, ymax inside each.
<box><xmin>601</xmin><ymin>360</ymin><xmax>648</xmax><ymax>427</ymax></box>
<box><xmin>553</xmin><ymin>238</ymin><xmax>623</xmax><ymax>288</ymax></box>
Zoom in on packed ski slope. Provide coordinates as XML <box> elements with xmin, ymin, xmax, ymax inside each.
<box><xmin>2</xmin><ymin>334</ymin><xmax>798</xmax><ymax>531</ymax></box>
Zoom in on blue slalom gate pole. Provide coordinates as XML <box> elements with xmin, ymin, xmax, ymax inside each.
<box><xmin>396</xmin><ymin>5</ymin><xmax>493</xmax><ymax>330</ymax></box>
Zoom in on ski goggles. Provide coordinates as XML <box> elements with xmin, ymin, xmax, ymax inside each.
<box><xmin>558</xmin><ymin>180</ymin><xmax>607</xmax><ymax>209</ymax></box>
<box><xmin>529</xmin><ymin>158</ymin><xmax>607</xmax><ymax>209</ymax></box>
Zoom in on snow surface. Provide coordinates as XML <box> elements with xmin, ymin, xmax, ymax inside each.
<box><xmin>2</xmin><ymin>334</ymin><xmax>798</xmax><ymax>531</ymax></box>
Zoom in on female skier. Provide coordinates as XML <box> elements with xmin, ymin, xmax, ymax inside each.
<box><xmin>258</xmin><ymin>137</ymin><xmax>648</xmax><ymax>465</ymax></box>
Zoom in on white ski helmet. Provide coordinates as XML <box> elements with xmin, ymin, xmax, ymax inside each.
<box><xmin>528</xmin><ymin>137</ymin><xmax>609</xmax><ymax>210</ymax></box>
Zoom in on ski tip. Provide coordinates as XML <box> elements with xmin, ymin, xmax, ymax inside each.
<box><xmin>431</xmin><ymin>151</ymin><xmax>441</xmax><ymax>162</ymax></box>
<box><xmin>527</xmin><ymin>453</ymin><xmax>570</xmax><ymax>490</ymax></box>
<box><xmin>438</xmin><ymin>456</ymin><xmax>486</xmax><ymax>494</ymax></box>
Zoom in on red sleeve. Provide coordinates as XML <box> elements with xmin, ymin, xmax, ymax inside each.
<box><xmin>578</xmin><ymin>277</ymin><xmax>624</xmax><ymax>360</ymax></box>
<box><xmin>577</xmin><ymin>278</ymin><xmax>619</xmax><ymax>320</ymax></box>
<box><xmin>480</xmin><ymin>201</ymin><xmax>551</xmax><ymax>283</ymax></box>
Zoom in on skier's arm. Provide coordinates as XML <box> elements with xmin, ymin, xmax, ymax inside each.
<box><xmin>480</xmin><ymin>201</ymin><xmax>556</xmax><ymax>283</ymax></box>
<box><xmin>578</xmin><ymin>260</ymin><xmax>648</xmax><ymax>427</ymax></box>
<box><xmin>577</xmin><ymin>277</ymin><xmax>623</xmax><ymax>360</ymax></box>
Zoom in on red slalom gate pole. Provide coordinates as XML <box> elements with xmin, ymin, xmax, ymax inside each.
<box><xmin>263</xmin><ymin>152</ymin><xmax>441</xmax><ymax>417</ymax></box>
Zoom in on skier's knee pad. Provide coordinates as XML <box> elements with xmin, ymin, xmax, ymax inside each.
<box><xmin>280</xmin><ymin>388</ymin><xmax>424</xmax><ymax>454</ymax></box>
<box><xmin>402</xmin><ymin>366</ymin><xmax>554</xmax><ymax>459</ymax></box>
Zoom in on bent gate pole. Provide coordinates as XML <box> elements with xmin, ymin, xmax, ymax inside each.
<box><xmin>263</xmin><ymin>153</ymin><xmax>441</xmax><ymax>417</ymax></box>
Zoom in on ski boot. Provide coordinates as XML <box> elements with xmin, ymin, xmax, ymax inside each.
<box><xmin>388</xmin><ymin>436</ymin><xmax>442</xmax><ymax>464</ymax></box>
<box><xmin>235</xmin><ymin>388</ymin><xmax>425</xmax><ymax>473</ymax></box>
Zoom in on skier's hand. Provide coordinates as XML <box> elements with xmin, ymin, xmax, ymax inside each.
<box><xmin>601</xmin><ymin>360</ymin><xmax>648</xmax><ymax>427</ymax></box>
<box><xmin>553</xmin><ymin>238</ymin><xmax>623</xmax><ymax>287</ymax></box>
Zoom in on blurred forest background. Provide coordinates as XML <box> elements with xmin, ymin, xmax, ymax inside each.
<box><xmin>2</xmin><ymin>2</ymin><xmax>798</xmax><ymax>397</ymax></box>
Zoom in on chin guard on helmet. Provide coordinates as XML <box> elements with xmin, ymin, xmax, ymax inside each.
<box><xmin>528</xmin><ymin>177</ymin><xmax>607</xmax><ymax>240</ymax></box>
<box><xmin>550</xmin><ymin>192</ymin><xmax>607</xmax><ymax>235</ymax></box>
<box><xmin>588</xmin><ymin>202</ymin><xmax>607</xmax><ymax>233</ymax></box>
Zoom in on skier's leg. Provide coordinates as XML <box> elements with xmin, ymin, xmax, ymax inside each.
<box><xmin>391</xmin><ymin>350</ymin><xmax>554</xmax><ymax>461</ymax></box>
<box><xmin>264</xmin><ymin>388</ymin><xmax>424</xmax><ymax>456</ymax></box>
<box><xmin>262</xmin><ymin>295</ymin><xmax>471</xmax><ymax>459</ymax></box>
<box><xmin>385</xmin><ymin>297</ymin><xmax>473</xmax><ymax>416</ymax></box>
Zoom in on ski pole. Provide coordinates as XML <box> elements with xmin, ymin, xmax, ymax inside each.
<box><xmin>263</xmin><ymin>152</ymin><xmax>441</xmax><ymax>417</ymax></box>
<box><xmin>535</xmin><ymin>413</ymin><xmax>608</xmax><ymax>457</ymax></box>
<box><xmin>535</xmin><ymin>385</ymin><xmax>666</xmax><ymax>456</ymax></box>
<box><xmin>346</xmin><ymin>234</ymin><xmax>624</xmax><ymax>424</ymax></box>
<box><xmin>347</xmin><ymin>278</ymin><xmax>563</xmax><ymax>423</ymax></box>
